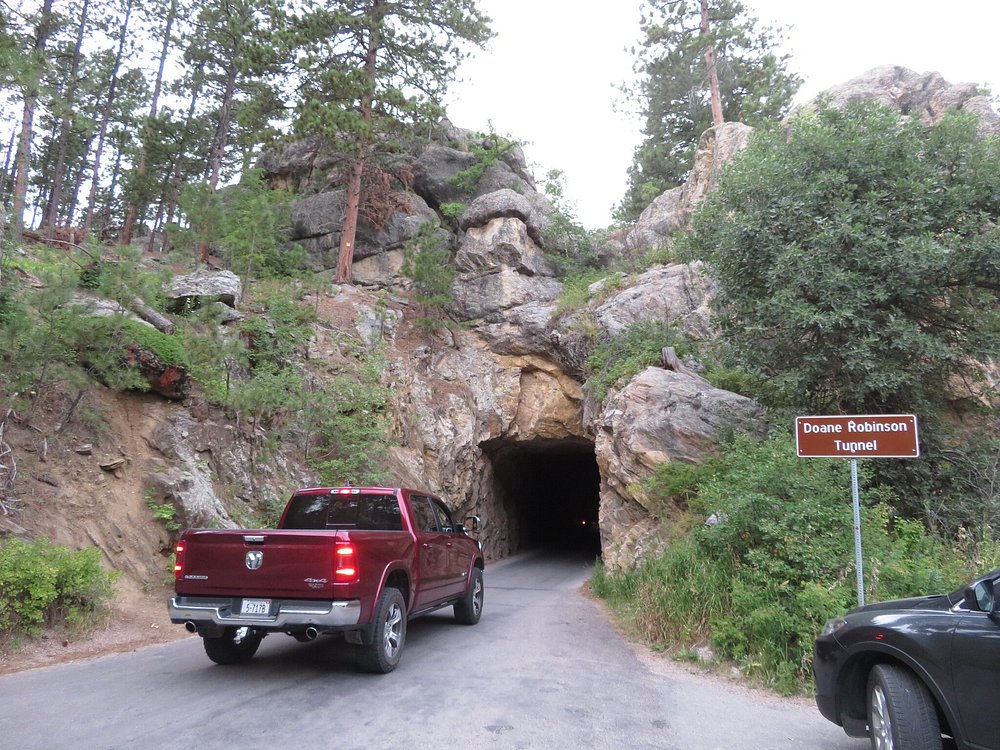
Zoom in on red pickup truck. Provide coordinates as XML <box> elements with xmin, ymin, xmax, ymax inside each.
<box><xmin>168</xmin><ymin>486</ymin><xmax>484</xmax><ymax>673</ymax></box>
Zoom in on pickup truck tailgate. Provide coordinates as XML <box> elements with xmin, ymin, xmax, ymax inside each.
<box><xmin>176</xmin><ymin>530</ymin><xmax>345</xmax><ymax>599</ymax></box>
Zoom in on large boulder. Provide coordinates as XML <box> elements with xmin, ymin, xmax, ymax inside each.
<box><xmin>622</xmin><ymin>122</ymin><xmax>753</xmax><ymax>252</ymax></box>
<box><xmin>595</xmin><ymin>367</ymin><xmax>766</xmax><ymax>570</ymax></box>
<box><xmin>449</xmin><ymin>200</ymin><xmax>561</xmax><ymax>324</ymax></box>
<box><xmin>167</xmin><ymin>269</ymin><xmax>243</xmax><ymax>312</ymax></box>
<box><xmin>289</xmin><ymin>190</ymin><xmax>440</xmax><ymax>277</ymax></box>
<box><xmin>815</xmin><ymin>66</ymin><xmax>1000</xmax><ymax>137</ymax></box>
<box><xmin>593</xmin><ymin>262</ymin><xmax>715</xmax><ymax>340</ymax></box>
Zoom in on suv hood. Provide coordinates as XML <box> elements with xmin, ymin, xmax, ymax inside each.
<box><xmin>849</xmin><ymin>593</ymin><xmax>949</xmax><ymax>615</ymax></box>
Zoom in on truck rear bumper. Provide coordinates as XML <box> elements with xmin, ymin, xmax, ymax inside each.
<box><xmin>168</xmin><ymin>596</ymin><xmax>361</xmax><ymax>631</ymax></box>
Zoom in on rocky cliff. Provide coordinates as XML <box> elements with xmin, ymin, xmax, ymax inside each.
<box><xmin>4</xmin><ymin>67</ymin><xmax>996</xmax><ymax>599</ymax></box>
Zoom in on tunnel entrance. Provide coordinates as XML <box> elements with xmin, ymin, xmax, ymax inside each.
<box><xmin>481</xmin><ymin>437</ymin><xmax>601</xmax><ymax>557</ymax></box>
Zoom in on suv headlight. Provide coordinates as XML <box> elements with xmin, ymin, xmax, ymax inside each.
<box><xmin>820</xmin><ymin>618</ymin><xmax>848</xmax><ymax>637</ymax></box>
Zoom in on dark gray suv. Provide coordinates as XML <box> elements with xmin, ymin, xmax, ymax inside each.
<box><xmin>813</xmin><ymin>567</ymin><xmax>1000</xmax><ymax>750</ymax></box>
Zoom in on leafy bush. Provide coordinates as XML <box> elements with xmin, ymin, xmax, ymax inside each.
<box><xmin>594</xmin><ymin>432</ymin><xmax>973</xmax><ymax>694</ymax></box>
<box><xmin>585</xmin><ymin>319</ymin><xmax>688</xmax><ymax>403</ymax></box>
<box><xmin>305</xmin><ymin>354</ymin><xmax>391</xmax><ymax>487</ymax></box>
<box><xmin>681</xmin><ymin>103</ymin><xmax>1000</xmax><ymax>420</ymax></box>
<box><xmin>0</xmin><ymin>538</ymin><xmax>118</xmax><ymax>637</ymax></box>
<box><xmin>401</xmin><ymin>221</ymin><xmax>455</xmax><ymax>330</ymax></box>
<box><xmin>450</xmin><ymin>129</ymin><xmax>521</xmax><ymax>193</ymax></box>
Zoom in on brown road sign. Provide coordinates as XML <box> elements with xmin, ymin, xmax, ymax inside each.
<box><xmin>795</xmin><ymin>414</ymin><xmax>920</xmax><ymax>458</ymax></box>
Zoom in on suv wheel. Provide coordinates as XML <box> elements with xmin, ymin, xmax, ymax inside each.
<box><xmin>867</xmin><ymin>663</ymin><xmax>941</xmax><ymax>750</ymax></box>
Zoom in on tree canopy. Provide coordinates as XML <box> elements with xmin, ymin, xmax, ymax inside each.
<box><xmin>291</xmin><ymin>0</ymin><xmax>493</xmax><ymax>282</ymax></box>
<box><xmin>0</xmin><ymin>0</ymin><xmax>491</xmax><ymax>266</ymax></box>
<box><xmin>618</xmin><ymin>0</ymin><xmax>800</xmax><ymax>222</ymax></box>
<box><xmin>682</xmin><ymin>102</ymin><xmax>1000</xmax><ymax>419</ymax></box>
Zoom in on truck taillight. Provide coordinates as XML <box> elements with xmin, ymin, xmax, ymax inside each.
<box><xmin>334</xmin><ymin>544</ymin><xmax>358</xmax><ymax>582</ymax></box>
<box><xmin>174</xmin><ymin>540</ymin><xmax>185</xmax><ymax>579</ymax></box>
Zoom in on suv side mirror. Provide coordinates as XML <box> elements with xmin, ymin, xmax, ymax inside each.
<box><xmin>964</xmin><ymin>578</ymin><xmax>999</xmax><ymax>618</ymax></box>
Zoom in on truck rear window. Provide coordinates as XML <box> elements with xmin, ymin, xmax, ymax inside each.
<box><xmin>283</xmin><ymin>493</ymin><xmax>403</xmax><ymax>531</ymax></box>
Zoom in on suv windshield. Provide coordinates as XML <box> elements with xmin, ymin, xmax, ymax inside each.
<box><xmin>283</xmin><ymin>493</ymin><xmax>403</xmax><ymax>531</ymax></box>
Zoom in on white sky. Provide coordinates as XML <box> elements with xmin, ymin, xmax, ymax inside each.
<box><xmin>445</xmin><ymin>1</ymin><xmax>1000</xmax><ymax>229</ymax></box>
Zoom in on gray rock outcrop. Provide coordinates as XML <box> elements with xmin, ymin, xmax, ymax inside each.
<box><xmin>816</xmin><ymin>66</ymin><xmax>1000</xmax><ymax>137</ymax></box>
<box><xmin>167</xmin><ymin>269</ymin><xmax>243</xmax><ymax>312</ymax></box>
<box><xmin>622</xmin><ymin>121</ymin><xmax>753</xmax><ymax>254</ymax></box>
<box><xmin>595</xmin><ymin>367</ymin><xmax>765</xmax><ymax>570</ymax></box>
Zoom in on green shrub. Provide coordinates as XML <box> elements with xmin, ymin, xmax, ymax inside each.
<box><xmin>401</xmin><ymin>221</ymin><xmax>455</xmax><ymax>330</ymax></box>
<box><xmin>585</xmin><ymin>319</ymin><xmax>688</xmax><ymax>403</ymax></box>
<box><xmin>594</xmin><ymin>431</ymin><xmax>974</xmax><ymax>694</ymax></box>
<box><xmin>0</xmin><ymin>538</ymin><xmax>118</xmax><ymax>637</ymax></box>
<box><xmin>450</xmin><ymin>129</ymin><xmax>521</xmax><ymax>193</ymax></box>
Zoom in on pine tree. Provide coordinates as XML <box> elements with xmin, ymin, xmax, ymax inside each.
<box><xmin>618</xmin><ymin>0</ymin><xmax>800</xmax><ymax>222</ymax></box>
<box><xmin>291</xmin><ymin>0</ymin><xmax>492</xmax><ymax>283</ymax></box>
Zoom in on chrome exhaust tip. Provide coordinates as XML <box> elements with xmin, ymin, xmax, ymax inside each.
<box><xmin>184</xmin><ymin>621</ymin><xmax>198</xmax><ymax>633</ymax></box>
<box><xmin>305</xmin><ymin>626</ymin><xmax>319</xmax><ymax>641</ymax></box>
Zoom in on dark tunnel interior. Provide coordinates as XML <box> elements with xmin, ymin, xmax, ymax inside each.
<box><xmin>483</xmin><ymin>437</ymin><xmax>602</xmax><ymax>558</ymax></box>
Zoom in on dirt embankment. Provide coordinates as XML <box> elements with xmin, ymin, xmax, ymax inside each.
<box><xmin>1</xmin><ymin>389</ymin><xmax>191</xmax><ymax>674</ymax></box>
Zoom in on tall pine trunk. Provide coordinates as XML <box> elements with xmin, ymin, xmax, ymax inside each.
<box><xmin>10</xmin><ymin>0</ymin><xmax>55</xmax><ymax>242</ymax></box>
<box><xmin>336</xmin><ymin>0</ymin><xmax>383</xmax><ymax>284</ymax></box>
<box><xmin>121</xmin><ymin>0</ymin><xmax>178</xmax><ymax>246</ymax></box>
<box><xmin>82</xmin><ymin>0</ymin><xmax>134</xmax><ymax>236</ymax></box>
<box><xmin>198</xmin><ymin>64</ymin><xmax>238</xmax><ymax>264</ymax></box>
<box><xmin>700</xmin><ymin>0</ymin><xmax>724</xmax><ymax>127</ymax></box>
<box><xmin>42</xmin><ymin>0</ymin><xmax>91</xmax><ymax>233</ymax></box>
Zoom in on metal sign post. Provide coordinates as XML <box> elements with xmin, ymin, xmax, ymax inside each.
<box><xmin>850</xmin><ymin>459</ymin><xmax>864</xmax><ymax>607</ymax></box>
<box><xmin>795</xmin><ymin>414</ymin><xmax>920</xmax><ymax>608</ymax></box>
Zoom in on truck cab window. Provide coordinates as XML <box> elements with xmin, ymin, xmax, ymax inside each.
<box><xmin>283</xmin><ymin>495</ymin><xmax>330</xmax><ymax>529</ymax></box>
<box><xmin>411</xmin><ymin>497</ymin><xmax>439</xmax><ymax>532</ymax></box>
<box><xmin>432</xmin><ymin>500</ymin><xmax>455</xmax><ymax>533</ymax></box>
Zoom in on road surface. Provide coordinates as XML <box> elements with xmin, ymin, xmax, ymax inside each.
<box><xmin>0</xmin><ymin>551</ymin><xmax>867</xmax><ymax>749</ymax></box>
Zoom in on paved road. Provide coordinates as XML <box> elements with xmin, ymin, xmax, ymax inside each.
<box><xmin>0</xmin><ymin>551</ymin><xmax>867</xmax><ymax>749</ymax></box>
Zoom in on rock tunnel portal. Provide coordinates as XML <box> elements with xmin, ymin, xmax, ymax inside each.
<box><xmin>480</xmin><ymin>437</ymin><xmax>601</xmax><ymax>558</ymax></box>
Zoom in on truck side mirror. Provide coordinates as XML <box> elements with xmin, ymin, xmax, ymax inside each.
<box><xmin>462</xmin><ymin>515</ymin><xmax>481</xmax><ymax>533</ymax></box>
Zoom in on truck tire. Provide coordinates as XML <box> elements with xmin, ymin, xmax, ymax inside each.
<box><xmin>202</xmin><ymin>626</ymin><xmax>263</xmax><ymax>665</ymax></box>
<box><xmin>357</xmin><ymin>587</ymin><xmax>406</xmax><ymax>674</ymax></box>
<box><xmin>454</xmin><ymin>567</ymin><xmax>484</xmax><ymax>625</ymax></box>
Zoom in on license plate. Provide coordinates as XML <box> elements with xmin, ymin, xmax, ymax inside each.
<box><xmin>240</xmin><ymin>598</ymin><xmax>271</xmax><ymax>616</ymax></box>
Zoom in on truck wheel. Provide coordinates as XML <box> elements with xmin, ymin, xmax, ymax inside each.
<box><xmin>454</xmin><ymin>567</ymin><xmax>484</xmax><ymax>625</ymax></box>
<box><xmin>867</xmin><ymin>663</ymin><xmax>941</xmax><ymax>750</ymax></box>
<box><xmin>202</xmin><ymin>626</ymin><xmax>263</xmax><ymax>665</ymax></box>
<box><xmin>358</xmin><ymin>587</ymin><xmax>406</xmax><ymax>674</ymax></box>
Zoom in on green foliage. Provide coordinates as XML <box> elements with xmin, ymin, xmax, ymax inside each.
<box><xmin>594</xmin><ymin>432</ymin><xmax>973</xmax><ymax>694</ymax></box>
<box><xmin>0</xmin><ymin>265</ymin><xmax>94</xmax><ymax>416</ymax></box>
<box><xmin>173</xmin><ymin>181</ymin><xmax>224</xmax><ymax>254</ymax></box>
<box><xmin>450</xmin><ymin>128</ymin><xmax>521</xmax><ymax>193</ymax></box>
<box><xmin>400</xmin><ymin>221</ymin><xmax>455</xmax><ymax>330</ymax></box>
<box><xmin>0</xmin><ymin>538</ymin><xmax>119</xmax><ymax>638</ymax></box>
<box><xmin>291</xmin><ymin>1</ymin><xmax>492</xmax><ymax>154</ymax></box>
<box><xmin>305</xmin><ymin>352</ymin><xmax>391</xmax><ymax>487</ymax></box>
<box><xmin>555</xmin><ymin>269</ymin><xmax>615</xmax><ymax>314</ymax></box>
<box><xmin>219</xmin><ymin>169</ymin><xmax>302</xmax><ymax>280</ymax></box>
<box><xmin>145</xmin><ymin>495</ymin><xmax>181</xmax><ymax>533</ymax></box>
<box><xmin>540</xmin><ymin>169</ymin><xmax>604</xmax><ymax>276</ymax></box>
<box><xmin>618</xmin><ymin>0</ymin><xmax>801</xmax><ymax>222</ymax></box>
<box><xmin>439</xmin><ymin>201</ymin><xmax>466</xmax><ymax>227</ymax></box>
<box><xmin>177</xmin><ymin>282</ymin><xmax>391</xmax><ymax>484</ymax></box>
<box><xmin>586</xmin><ymin>319</ymin><xmax>688</xmax><ymax>403</ymax></box>
<box><xmin>682</xmin><ymin>103</ymin><xmax>1000</xmax><ymax>419</ymax></box>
